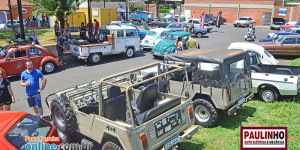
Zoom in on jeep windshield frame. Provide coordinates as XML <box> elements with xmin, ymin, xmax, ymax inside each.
<box><xmin>164</xmin><ymin>49</ymin><xmax>251</xmax><ymax>88</ymax></box>
<box><xmin>98</xmin><ymin>62</ymin><xmax>190</xmax><ymax>128</ymax></box>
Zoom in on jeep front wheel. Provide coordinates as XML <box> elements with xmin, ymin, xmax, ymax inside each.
<box><xmin>193</xmin><ymin>99</ymin><xmax>218</xmax><ymax>128</ymax></box>
<box><xmin>51</xmin><ymin>98</ymin><xmax>76</xmax><ymax>134</ymax></box>
<box><xmin>102</xmin><ymin>141</ymin><xmax>123</xmax><ymax>150</ymax></box>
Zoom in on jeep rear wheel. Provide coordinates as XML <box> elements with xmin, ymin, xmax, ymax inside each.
<box><xmin>51</xmin><ymin>98</ymin><xmax>76</xmax><ymax>134</ymax></box>
<box><xmin>259</xmin><ymin>87</ymin><xmax>279</xmax><ymax>103</ymax></box>
<box><xmin>193</xmin><ymin>99</ymin><xmax>218</xmax><ymax>128</ymax></box>
<box><xmin>102</xmin><ymin>141</ymin><xmax>123</xmax><ymax>150</ymax></box>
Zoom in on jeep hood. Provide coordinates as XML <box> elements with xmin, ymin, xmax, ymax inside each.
<box><xmin>153</xmin><ymin>40</ymin><xmax>175</xmax><ymax>53</ymax></box>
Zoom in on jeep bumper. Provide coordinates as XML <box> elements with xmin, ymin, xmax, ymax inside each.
<box><xmin>227</xmin><ymin>93</ymin><xmax>254</xmax><ymax>115</ymax></box>
<box><xmin>179</xmin><ymin>125</ymin><xmax>198</xmax><ymax>142</ymax></box>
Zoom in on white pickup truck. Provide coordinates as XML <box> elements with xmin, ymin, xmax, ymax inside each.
<box><xmin>70</xmin><ymin>25</ymin><xmax>140</xmax><ymax>64</ymax></box>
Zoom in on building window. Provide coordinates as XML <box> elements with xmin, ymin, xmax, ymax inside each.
<box><xmin>22</xmin><ymin>8</ymin><xmax>27</xmax><ymax>13</ymax></box>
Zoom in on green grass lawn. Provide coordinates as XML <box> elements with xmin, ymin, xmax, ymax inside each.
<box><xmin>179</xmin><ymin>99</ymin><xmax>300</xmax><ymax>150</ymax></box>
<box><xmin>0</xmin><ymin>29</ymin><xmax>80</xmax><ymax>47</ymax></box>
<box><xmin>289</xmin><ymin>58</ymin><xmax>300</xmax><ymax>66</ymax></box>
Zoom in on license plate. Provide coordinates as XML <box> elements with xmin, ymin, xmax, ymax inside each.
<box><xmin>164</xmin><ymin>135</ymin><xmax>180</xmax><ymax>150</ymax></box>
<box><xmin>238</xmin><ymin>97</ymin><xmax>246</xmax><ymax>105</ymax></box>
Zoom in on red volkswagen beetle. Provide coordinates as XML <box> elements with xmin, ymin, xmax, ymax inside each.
<box><xmin>0</xmin><ymin>111</ymin><xmax>61</xmax><ymax>150</ymax></box>
<box><xmin>0</xmin><ymin>44</ymin><xmax>61</xmax><ymax>78</ymax></box>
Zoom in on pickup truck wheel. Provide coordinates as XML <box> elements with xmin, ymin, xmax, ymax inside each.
<box><xmin>193</xmin><ymin>99</ymin><xmax>218</xmax><ymax>128</ymax></box>
<box><xmin>259</xmin><ymin>88</ymin><xmax>279</xmax><ymax>103</ymax></box>
<box><xmin>102</xmin><ymin>141</ymin><xmax>123</xmax><ymax>150</ymax></box>
<box><xmin>42</xmin><ymin>61</ymin><xmax>56</xmax><ymax>74</ymax></box>
<box><xmin>197</xmin><ymin>32</ymin><xmax>202</xmax><ymax>38</ymax></box>
<box><xmin>126</xmin><ymin>48</ymin><xmax>134</xmax><ymax>58</ymax></box>
<box><xmin>51</xmin><ymin>98</ymin><xmax>76</xmax><ymax>134</ymax></box>
<box><xmin>88</xmin><ymin>53</ymin><xmax>102</xmax><ymax>64</ymax></box>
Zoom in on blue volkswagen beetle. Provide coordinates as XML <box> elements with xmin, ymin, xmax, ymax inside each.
<box><xmin>151</xmin><ymin>32</ymin><xmax>191</xmax><ymax>58</ymax></box>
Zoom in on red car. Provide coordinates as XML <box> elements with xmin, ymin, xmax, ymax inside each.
<box><xmin>0</xmin><ymin>111</ymin><xmax>61</xmax><ymax>150</ymax></box>
<box><xmin>280</xmin><ymin>20</ymin><xmax>300</xmax><ymax>30</ymax></box>
<box><xmin>0</xmin><ymin>44</ymin><xmax>61</xmax><ymax>78</ymax></box>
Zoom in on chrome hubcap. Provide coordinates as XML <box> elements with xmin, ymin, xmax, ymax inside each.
<box><xmin>45</xmin><ymin>63</ymin><xmax>54</xmax><ymax>73</ymax></box>
<box><xmin>195</xmin><ymin>105</ymin><xmax>210</xmax><ymax>122</ymax></box>
<box><xmin>127</xmin><ymin>49</ymin><xmax>133</xmax><ymax>57</ymax></box>
<box><xmin>92</xmin><ymin>54</ymin><xmax>100</xmax><ymax>62</ymax></box>
<box><xmin>262</xmin><ymin>90</ymin><xmax>274</xmax><ymax>102</ymax></box>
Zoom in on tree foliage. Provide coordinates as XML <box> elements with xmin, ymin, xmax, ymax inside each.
<box><xmin>25</xmin><ymin>0</ymin><xmax>83</xmax><ymax>29</ymax></box>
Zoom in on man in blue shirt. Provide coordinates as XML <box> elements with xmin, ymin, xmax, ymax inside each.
<box><xmin>20</xmin><ymin>59</ymin><xmax>47</xmax><ymax>118</ymax></box>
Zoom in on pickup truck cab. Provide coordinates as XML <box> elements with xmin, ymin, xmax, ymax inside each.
<box><xmin>70</xmin><ymin>25</ymin><xmax>140</xmax><ymax>64</ymax></box>
<box><xmin>228</xmin><ymin>42</ymin><xmax>278</xmax><ymax>65</ymax></box>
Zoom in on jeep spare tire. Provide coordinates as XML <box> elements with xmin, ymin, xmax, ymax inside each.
<box><xmin>99</xmin><ymin>32</ymin><xmax>106</xmax><ymax>42</ymax></box>
<box><xmin>102</xmin><ymin>141</ymin><xmax>123</xmax><ymax>150</ymax></box>
<box><xmin>51</xmin><ymin>98</ymin><xmax>76</xmax><ymax>134</ymax></box>
<box><xmin>193</xmin><ymin>99</ymin><xmax>218</xmax><ymax>128</ymax></box>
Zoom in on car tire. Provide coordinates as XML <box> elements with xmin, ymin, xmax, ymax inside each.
<box><xmin>234</xmin><ymin>24</ymin><xmax>237</xmax><ymax>27</ymax></box>
<box><xmin>259</xmin><ymin>87</ymin><xmax>279</xmax><ymax>103</ymax></box>
<box><xmin>42</xmin><ymin>61</ymin><xmax>56</xmax><ymax>74</ymax></box>
<box><xmin>197</xmin><ymin>32</ymin><xmax>202</xmax><ymax>38</ymax></box>
<box><xmin>193</xmin><ymin>99</ymin><xmax>218</xmax><ymax>128</ymax></box>
<box><xmin>125</xmin><ymin>47</ymin><xmax>134</xmax><ymax>58</ymax></box>
<box><xmin>99</xmin><ymin>33</ymin><xmax>106</xmax><ymax>42</ymax></box>
<box><xmin>57</xmin><ymin>129</ymin><xmax>72</xmax><ymax>143</ymax></box>
<box><xmin>88</xmin><ymin>53</ymin><xmax>102</xmax><ymax>64</ymax></box>
<box><xmin>102</xmin><ymin>141</ymin><xmax>123</xmax><ymax>150</ymax></box>
<box><xmin>51</xmin><ymin>98</ymin><xmax>76</xmax><ymax>134</ymax></box>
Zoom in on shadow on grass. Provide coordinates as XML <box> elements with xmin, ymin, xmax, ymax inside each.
<box><xmin>178</xmin><ymin>142</ymin><xmax>205</xmax><ymax>150</ymax></box>
<box><xmin>215</xmin><ymin>105</ymin><xmax>257</xmax><ymax>129</ymax></box>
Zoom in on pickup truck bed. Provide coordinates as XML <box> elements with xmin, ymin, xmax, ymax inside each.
<box><xmin>251</xmin><ymin>64</ymin><xmax>300</xmax><ymax>101</ymax></box>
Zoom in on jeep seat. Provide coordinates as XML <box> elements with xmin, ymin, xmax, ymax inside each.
<box><xmin>104</xmin><ymin>94</ymin><xmax>126</xmax><ymax>122</ymax></box>
<box><xmin>107</xmin><ymin>85</ymin><xmax>122</xmax><ymax>99</ymax></box>
<box><xmin>135</xmin><ymin>83</ymin><xmax>158</xmax><ymax>113</ymax></box>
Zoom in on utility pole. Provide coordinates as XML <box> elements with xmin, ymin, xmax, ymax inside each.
<box><xmin>104</xmin><ymin>0</ymin><xmax>105</xmax><ymax>8</ymax></box>
<box><xmin>126</xmin><ymin>0</ymin><xmax>129</xmax><ymax>21</ymax></box>
<box><xmin>87</xmin><ymin>0</ymin><xmax>92</xmax><ymax>38</ymax></box>
<box><xmin>17</xmin><ymin>0</ymin><xmax>25</xmax><ymax>39</ymax></box>
<box><xmin>8</xmin><ymin>0</ymin><xmax>14</xmax><ymax>28</ymax></box>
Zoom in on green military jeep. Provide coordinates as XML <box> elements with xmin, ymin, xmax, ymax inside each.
<box><xmin>46</xmin><ymin>62</ymin><xmax>197</xmax><ymax>150</ymax></box>
<box><xmin>164</xmin><ymin>49</ymin><xmax>254</xmax><ymax>127</ymax></box>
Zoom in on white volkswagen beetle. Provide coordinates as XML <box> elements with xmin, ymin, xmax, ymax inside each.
<box><xmin>228</xmin><ymin>42</ymin><xmax>278</xmax><ymax>65</ymax></box>
<box><xmin>141</xmin><ymin>28</ymin><xmax>172</xmax><ymax>51</ymax></box>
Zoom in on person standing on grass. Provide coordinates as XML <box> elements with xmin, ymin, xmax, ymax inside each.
<box><xmin>94</xmin><ymin>19</ymin><xmax>99</xmax><ymax>37</ymax></box>
<box><xmin>57</xmin><ymin>32</ymin><xmax>66</xmax><ymax>65</ymax></box>
<box><xmin>54</xmin><ymin>21</ymin><xmax>60</xmax><ymax>37</ymax></box>
<box><xmin>20</xmin><ymin>59</ymin><xmax>47</xmax><ymax>118</ymax></box>
<box><xmin>0</xmin><ymin>70</ymin><xmax>15</xmax><ymax>111</ymax></box>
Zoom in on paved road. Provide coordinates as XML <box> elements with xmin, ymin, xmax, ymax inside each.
<box><xmin>10</xmin><ymin>24</ymin><xmax>294</xmax><ymax>116</ymax></box>
<box><xmin>8</xmin><ymin>24</ymin><xmax>295</xmax><ymax>148</ymax></box>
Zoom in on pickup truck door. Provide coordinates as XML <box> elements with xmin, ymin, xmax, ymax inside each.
<box><xmin>113</xmin><ymin>30</ymin><xmax>126</xmax><ymax>52</ymax></box>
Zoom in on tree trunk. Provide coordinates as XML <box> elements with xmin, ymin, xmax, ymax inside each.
<box><xmin>57</xmin><ymin>10</ymin><xmax>65</xmax><ymax>30</ymax></box>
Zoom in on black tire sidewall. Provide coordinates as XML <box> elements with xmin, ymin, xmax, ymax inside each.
<box><xmin>126</xmin><ymin>48</ymin><xmax>134</xmax><ymax>58</ymax></box>
<box><xmin>259</xmin><ymin>88</ymin><xmax>278</xmax><ymax>102</ymax></box>
<box><xmin>193</xmin><ymin>99</ymin><xmax>218</xmax><ymax>128</ymax></box>
<box><xmin>51</xmin><ymin>100</ymin><xmax>68</xmax><ymax>132</ymax></box>
<box><xmin>88</xmin><ymin>53</ymin><xmax>101</xmax><ymax>64</ymax></box>
<box><xmin>102</xmin><ymin>141</ymin><xmax>123</xmax><ymax>150</ymax></box>
<box><xmin>42</xmin><ymin>61</ymin><xmax>55</xmax><ymax>74</ymax></box>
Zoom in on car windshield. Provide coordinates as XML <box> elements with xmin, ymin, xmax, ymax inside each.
<box><xmin>229</xmin><ymin>59</ymin><xmax>245</xmax><ymax>82</ymax></box>
<box><xmin>271</xmin><ymin>33</ymin><xmax>278</xmax><ymax>39</ymax></box>
<box><xmin>5</xmin><ymin>115</ymin><xmax>52</xmax><ymax>149</ymax></box>
<box><xmin>146</xmin><ymin>31</ymin><xmax>157</xmax><ymax>36</ymax></box>
<box><xmin>239</xmin><ymin>18</ymin><xmax>247</xmax><ymax>20</ymax></box>
<box><xmin>264</xmin><ymin>49</ymin><xmax>272</xmax><ymax>57</ymax></box>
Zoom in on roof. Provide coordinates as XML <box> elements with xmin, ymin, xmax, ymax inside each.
<box><xmin>165</xmin><ymin>49</ymin><xmax>246</xmax><ymax>64</ymax></box>
<box><xmin>169</xmin><ymin>31</ymin><xmax>191</xmax><ymax>37</ymax></box>
<box><xmin>280</xmin><ymin>35</ymin><xmax>300</xmax><ymax>38</ymax></box>
<box><xmin>150</xmin><ymin>28</ymin><xmax>171</xmax><ymax>32</ymax></box>
<box><xmin>0</xmin><ymin>0</ymin><xmax>34</xmax><ymax>11</ymax></box>
<box><xmin>275</xmin><ymin>32</ymin><xmax>298</xmax><ymax>35</ymax></box>
<box><xmin>0</xmin><ymin>111</ymin><xmax>23</xmax><ymax>132</ymax></box>
<box><xmin>106</xmin><ymin>25</ymin><xmax>136</xmax><ymax>30</ymax></box>
<box><xmin>79</xmin><ymin>2</ymin><xmax>143</xmax><ymax>9</ymax></box>
<box><xmin>228</xmin><ymin>42</ymin><xmax>265</xmax><ymax>52</ymax></box>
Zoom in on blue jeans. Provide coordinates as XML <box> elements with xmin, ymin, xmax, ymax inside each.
<box><xmin>26</xmin><ymin>93</ymin><xmax>42</xmax><ymax>108</ymax></box>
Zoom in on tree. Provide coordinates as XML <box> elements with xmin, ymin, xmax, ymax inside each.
<box><xmin>25</xmin><ymin>0</ymin><xmax>83</xmax><ymax>29</ymax></box>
